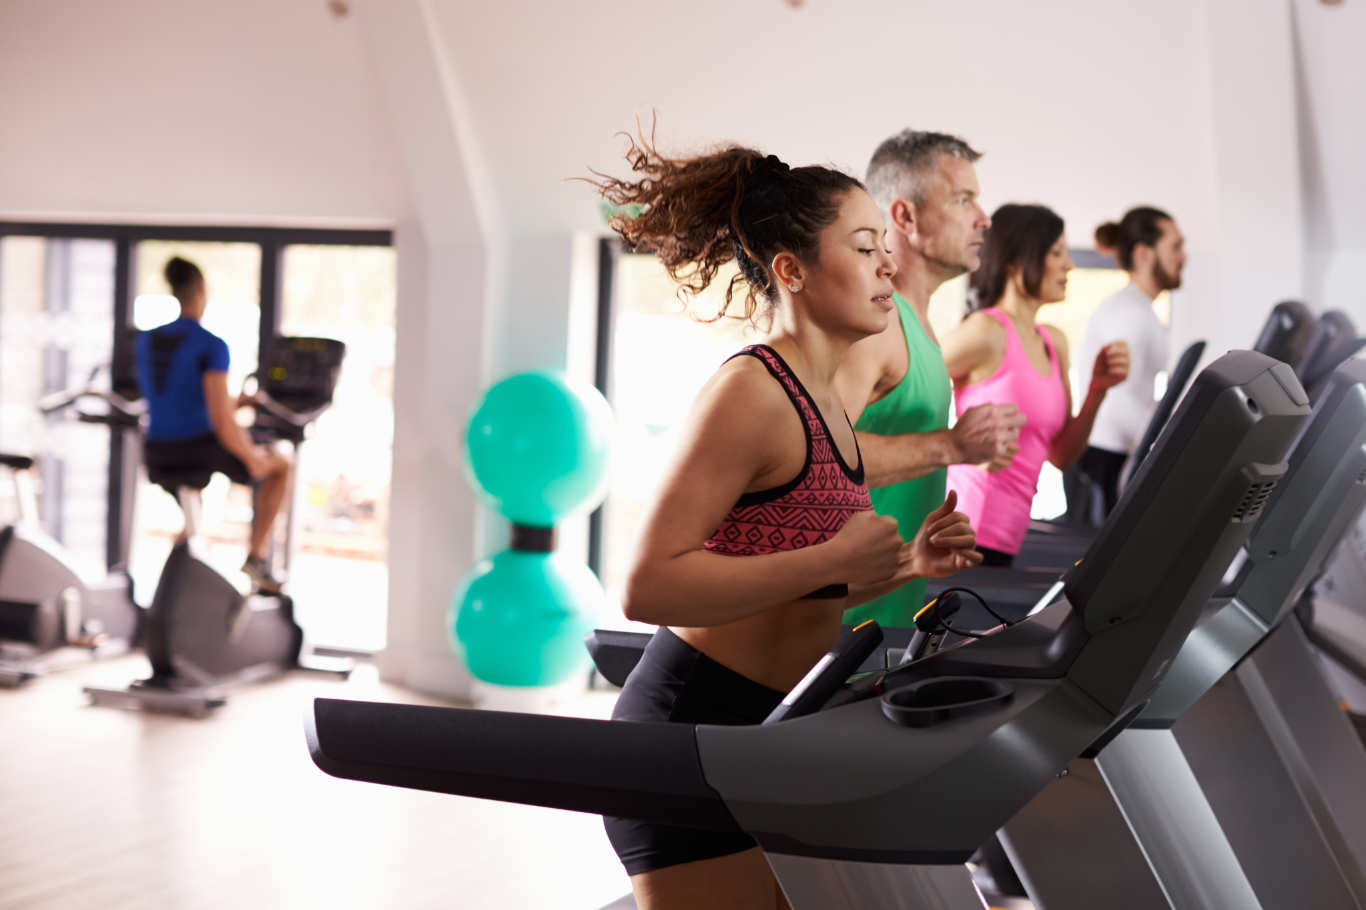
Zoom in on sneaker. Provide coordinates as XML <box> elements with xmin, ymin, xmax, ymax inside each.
<box><xmin>242</xmin><ymin>555</ymin><xmax>284</xmax><ymax>594</ymax></box>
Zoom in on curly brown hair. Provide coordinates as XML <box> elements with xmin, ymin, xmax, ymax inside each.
<box><xmin>585</xmin><ymin>122</ymin><xmax>863</xmax><ymax>323</ymax></box>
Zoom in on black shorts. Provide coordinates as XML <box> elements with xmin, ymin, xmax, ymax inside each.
<box><xmin>143</xmin><ymin>433</ymin><xmax>253</xmax><ymax>487</ymax></box>
<box><xmin>976</xmin><ymin>545</ymin><xmax>1015</xmax><ymax>568</ymax></box>
<box><xmin>603</xmin><ymin>627</ymin><xmax>785</xmax><ymax>875</ymax></box>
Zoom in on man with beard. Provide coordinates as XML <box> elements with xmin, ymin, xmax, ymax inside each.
<box><xmin>838</xmin><ymin>130</ymin><xmax>1024</xmax><ymax>628</ymax></box>
<box><xmin>1072</xmin><ymin>206</ymin><xmax>1187</xmax><ymax>517</ymax></box>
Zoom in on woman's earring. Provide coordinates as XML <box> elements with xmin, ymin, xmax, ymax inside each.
<box><xmin>789</xmin><ymin>284</ymin><xmax>801</xmax><ymax>292</ymax></box>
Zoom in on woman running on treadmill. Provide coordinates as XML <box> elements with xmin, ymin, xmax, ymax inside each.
<box><xmin>586</xmin><ymin>129</ymin><xmax>982</xmax><ymax>910</ymax></box>
<box><xmin>136</xmin><ymin>256</ymin><xmax>292</xmax><ymax>592</ymax></box>
<box><xmin>941</xmin><ymin>204</ymin><xmax>1130</xmax><ymax>567</ymax></box>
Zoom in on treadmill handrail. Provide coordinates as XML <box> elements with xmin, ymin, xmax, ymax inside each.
<box><xmin>1252</xmin><ymin>299</ymin><xmax>1316</xmax><ymax>370</ymax></box>
<box><xmin>306</xmin><ymin>698</ymin><xmax>740</xmax><ymax>832</ymax></box>
<box><xmin>1129</xmin><ymin>339</ymin><xmax>1205</xmax><ymax>472</ymax></box>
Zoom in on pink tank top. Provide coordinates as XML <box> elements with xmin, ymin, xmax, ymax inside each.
<box><xmin>946</xmin><ymin>308</ymin><xmax>1068</xmax><ymax>554</ymax></box>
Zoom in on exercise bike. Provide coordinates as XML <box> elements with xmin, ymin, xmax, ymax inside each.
<box><xmin>0</xmin><ymin>372</ymin><xmax>144</xmax><ymax>686</ymax></box>
<box><xmin>85</xmin><ymin>336</ymin><xmax>352</xmax><ymax>716</ymax></box>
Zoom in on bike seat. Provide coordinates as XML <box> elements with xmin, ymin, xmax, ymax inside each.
<box><xmin>0</xmin><ymin>454</ymin><xmax>35</xmax><ymax>471</ymax></box>
<box><xmin>146</xmin><ymin>466</ymin><xmax>214</xmax><ymax>499</ymax></box>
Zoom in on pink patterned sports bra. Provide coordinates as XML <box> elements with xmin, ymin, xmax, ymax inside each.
<box><xmin>702</xmin><ymin>345</ymin><xmax>872</xmax><ymax>599</ymax></box>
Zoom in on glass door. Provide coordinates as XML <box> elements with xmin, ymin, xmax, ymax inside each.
<box><xmin>278</xmin><ymin>243</ymin><xmax>396</xmax><ymax>651</ymax></box>
<box><xmin>0</xmin><ymin>235</ymin><xmax>116</xmax><ymax>577</ymax></box>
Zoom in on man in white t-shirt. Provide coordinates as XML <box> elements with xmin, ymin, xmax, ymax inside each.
<box><xmin>1069</xmin><ymin>206</ymin><xmax>1186</xmax><ymax>521</ymax></box>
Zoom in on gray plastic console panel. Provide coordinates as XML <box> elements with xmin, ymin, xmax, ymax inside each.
<box><xmin>1236</xmin><ymin>358</ymin><xmax>1366</xmax><ymax>627</ymax></box>
<box><xmin>699</xmin><ymin>652</ymin><xmax>1109</xmax><ymax>863</ymax></box>
<box><xmin>1137</xmin><ymin>359</ymin><xmax>1366</xmax><ymax>727</ymax></box>
<box><xmin>1062</xmin><ymin>353</ymin><xmax>1308</xmax><ymax>718</ymax></box>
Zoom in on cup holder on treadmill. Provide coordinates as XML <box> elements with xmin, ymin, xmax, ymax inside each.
<box><xmin>880</xmin><ymin>677</ymin><xmax>1015</xmax><ymax>728</ymax></box>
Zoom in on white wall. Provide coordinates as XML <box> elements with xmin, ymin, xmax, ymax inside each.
<box><xmin>1195</xmin><ymin>0</ymin><xmax>1305</xmax><ymax>356</ymax></box>
<box><xmin>0</xmin><ymin>0</ymin><xmax>407</xmax><ymax>222</ymax></box>
<box><xmin>425</xmin><ymin>0</ymin><xmax>1309</xmax><ymax>368</ymax></box>
<box><xmin>354</xmin><ymin>0</ymin><xmax>493</xmax><ymax>697</ymax></box>
<box><xmin>1293</xmin><ymin>0</ymin><xmax>1366</xmax><ymax>325</ymax></box>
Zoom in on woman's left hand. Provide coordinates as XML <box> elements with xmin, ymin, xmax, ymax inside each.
<box><xmin>1090</xmin><ymin>341</ymin><xmax>1131</xmax><ymax>393</ymax></box>
<box><xmin>908</xmin><ymin>490</ymin><xmax>983</xmax><ymax>578</ymax></box>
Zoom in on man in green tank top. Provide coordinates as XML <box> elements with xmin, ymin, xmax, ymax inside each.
<box><xmin>838</xmin><ymin>131</ymin><xmax>1027</xmax><ymax>627</ymax></box>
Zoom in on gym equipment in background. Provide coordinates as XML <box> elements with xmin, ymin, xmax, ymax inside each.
<box><xmin>934</xmin><ymin>297</ymin><xmax>1328</xmax><ymax>615</ymax></box>
<box><xmin>1252</xmin><ymin>299</ymin><xmax>1316</xmax><ymax>372</ymax></box>
<box><xmin>1000</xmin><ymin>356</ymin><xmax>1366</xmax><ymax>910</ymax></box>
<box><xmin>0</xmin><ymin>372</ymin><xmax>144</xmax><ymax>685</ymax></box>
<box><xmin>452</xmin><ymin>371</ymin><xmax>612</xmax><ymax>688</ymax></box>
<box><xmin>84</xmin><ymin>336</ymin><xmax>351</xmax><ymax>716</ymax></box>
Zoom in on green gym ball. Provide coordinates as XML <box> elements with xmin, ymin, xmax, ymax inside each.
<box><xmin>464</xmin><ymin>371</ymin><xmax>613</xmax><ymax>527</ymax></box>
<box><xmin>451</xmin><ymin>550</ymin><xmax>605</xmax><ymax>687</ymax></box>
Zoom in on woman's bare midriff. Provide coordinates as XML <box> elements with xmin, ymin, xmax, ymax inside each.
<box><xmin>671</xmin><ymin>598</ymin><xmax>847</xmax><ymax>694</ymax></box>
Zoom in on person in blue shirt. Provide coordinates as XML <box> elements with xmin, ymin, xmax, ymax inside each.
<box><xmin>136</xmin><ymin>256</ymin><xmax>292</xmax><ymax>592</ymax></box>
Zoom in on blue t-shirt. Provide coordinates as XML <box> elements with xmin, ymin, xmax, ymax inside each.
<box><xmin>136</xmin><ymin>317</ymin><xmax>230</xmax><ymax>442</ymax></box>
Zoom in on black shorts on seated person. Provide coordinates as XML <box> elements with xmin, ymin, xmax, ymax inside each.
<box><xmin>603</xmin><ymin>626</ymin><xmax>785</xmax><ymax>876</ymax></box>
<box><xmin>143</xmin><ymin>433</ymin><xmax>254</xmax><ymax>487</ymax></box>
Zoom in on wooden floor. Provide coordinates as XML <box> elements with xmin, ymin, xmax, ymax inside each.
<box><xmin>0</xmin><ymin>654</ymin><xmax>631</xmax><ymax>910</ymax></box>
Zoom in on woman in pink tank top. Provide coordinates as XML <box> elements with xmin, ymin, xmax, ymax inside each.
<box><xmin>942</xmin><ymin>204</ymin><xmax>1131</xmax><ymax>565</ymax></box>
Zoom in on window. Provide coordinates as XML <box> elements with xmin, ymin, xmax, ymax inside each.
<box><xmin>594</xmin><ymin>252</ymin><xmax>763</xmax><ymax>626</ymax></box>
<box><xmin>0</xmin><ymin>236</ymin><xmax>115</xmax><ymax>576</ymax></box>
<box><xmin>279</xmin><ymin>244</ymin><xmax>397</xmax><ymax>652</ymax></box>
<box><xmin>0</xmin><ymin>222</ymin><xmax>395</xmax><ymax>654</ymax></box>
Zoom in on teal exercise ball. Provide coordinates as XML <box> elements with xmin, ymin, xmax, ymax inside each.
<box><xmin>464</xmin><ymin>371</ymin><xmax>613</xmax><ymax>526</ymax></box>
<box><xmin>451</xmin><ymin>550</ymin><xmax>604</xmax><ymax>687</ymax></box>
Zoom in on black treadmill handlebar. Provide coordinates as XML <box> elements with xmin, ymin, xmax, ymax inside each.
<box><xmin>763</xmin><ymin>621</ymin><xmax>884</xmax><ymax>724</ymax></box>
<box><xmin>1130</xmin><ymin>339</ymin><xmax>1205</xmax><ymax>471</ymax></box>
<box><xmin>306</xmin><ymin>698</ymin><xmax>739</xmax><ymax>832</ymax></box>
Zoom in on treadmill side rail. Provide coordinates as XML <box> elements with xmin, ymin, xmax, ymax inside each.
<box><xmin>306</xmin><ymin>698</ymin><xmax>739</xmax><ymax>832</ymax></box>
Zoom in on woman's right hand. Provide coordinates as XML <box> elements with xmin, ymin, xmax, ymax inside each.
<box><xmin>825</xmin><ymin>510</ymin><xmax>904</xmax><ymax>587</ymax></box>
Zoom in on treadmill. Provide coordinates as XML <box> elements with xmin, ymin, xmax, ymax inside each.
<box><xmin>1300</xmin><ymin>309</ymin><xmax>1366</xmax><ymax>398</ymax></box>
<box><xmin>1015</xmin><ymin>303</ymin><xmax>1359</xmax><ymax>580</ymax></box>
<box><xmin>1254</xmin><ymin>299</ymin><xmax>1317</xmax><ymax>373</ymax></box>
<box><xmin>1000</xmin><ymin>357</ymin><xmax>1366</xmax><ymax>909</ymax></box>
<box><xmin>1017</xmin><ymin>300</ymin><xmax>1320</xmax><ymax>567</ymax></box>
<box><xmin>1290</xmin><ymin>310</ymin><xmax>1366</xmax><ymax>715</ymax></box>
<box><xmin>1308</xmin><ymin>509</ymin><xmax>1366</xmax><ymax>727</ymax></box>
<box><xmin>941</xmin><ymin>299</ymin><xmax>1325</xmax><ymax>610</ymax></box>
<box><xmin>304</xmin><ymin>351</ymin><xmax>1308</xmax><ymax>909</ymax></box>
<box><xmin>1005</xmin><ymin>338</ymin><xmax>1208</xmax><ymax>571</ymax></box>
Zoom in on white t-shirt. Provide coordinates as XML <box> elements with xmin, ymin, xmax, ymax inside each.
<box><xmin>1078</xmin><ymin>282</ymin><xmax>1169</xmax><ymax>455</ymax></box>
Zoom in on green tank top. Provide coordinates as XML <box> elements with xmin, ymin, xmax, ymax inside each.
<box><xmin>842</xmin><ymin>293</ymin><xmax>952</xmax><ymax>628</ymax></box>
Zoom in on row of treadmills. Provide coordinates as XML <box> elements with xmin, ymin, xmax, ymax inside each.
<box><xmin>305</xmin><ymin>301</ymin><xmax>1366</xmax><ymax>909</ymax></box>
